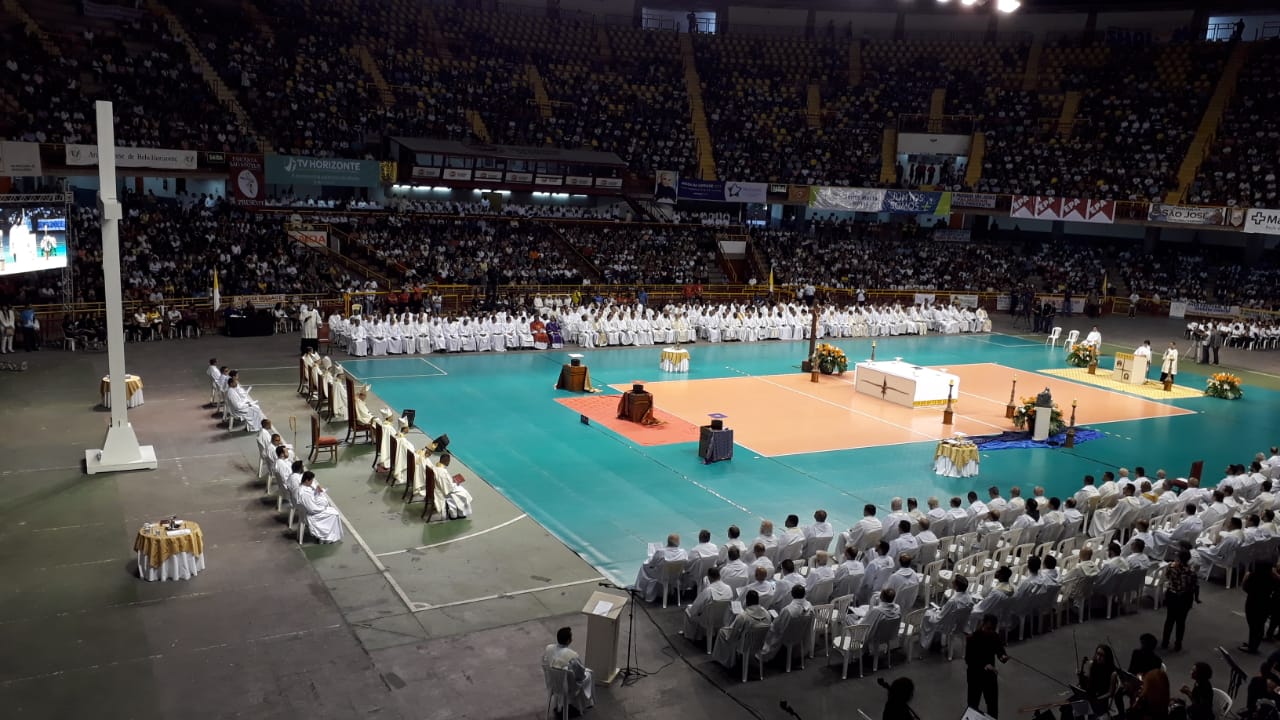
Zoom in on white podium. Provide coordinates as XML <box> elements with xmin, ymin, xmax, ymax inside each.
<box><xmin>582</xmin><ymin>590</ymin><xmax>627</xmax><ymax>686</ymax></box>
<box><xmin>1032</xmin><ymin>404</ymin><xmax>1052</xmax><ymax>441</ymax></box>
<box><xmin>1111</xmin><ymin>352</ymin><xmax>1149</xmax><ymax>384</ymax></box>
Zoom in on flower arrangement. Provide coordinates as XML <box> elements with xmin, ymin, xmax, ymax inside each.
<box><xmin>1204</xmin><ymin>372</ymin><xmax>1243</xmax><ymax>400</ymax></box>
<box><xmin>1066</xmin><ymin>343</ymin><xmax>1098</xmax><ymax>368</ymax></box>
<box><xmin>1011</xmin><ymin>396</ymin><xmax>1066</xmax><ymax>435</ymax></box>
<box><xmin>814</xmin><ymin>343</ymin><xmax>848</xmax><ymax>375</ymax></box>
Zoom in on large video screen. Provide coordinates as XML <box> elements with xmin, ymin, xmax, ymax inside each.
<box><xmin>1</xmin><ymin>208</ymin><xmax>68</xmax><ymax>276</ymax></box>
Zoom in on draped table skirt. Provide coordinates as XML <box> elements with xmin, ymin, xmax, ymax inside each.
<box><xmin>134</xmin><ymin>521</ymin><xmax>205</xmax><ymax>581</ymax></box>
<box><xmin>933</xmin><ymin>441</ymin><xmax>980</xmax><ymax>478</ymax></box>
<box><xmin>660</xmin><ymin>348</ymin><xmax>690</xmax><ymax>373</ymax></box>
<box><xmin>101</xmin><ymin>374</ymin><xmax>144</xmax><ymax>408</ymax></box>
<box><xmin>136</xmin><ymin>551</ymin><xmax>205</xmax><ymax>581</ymax></box>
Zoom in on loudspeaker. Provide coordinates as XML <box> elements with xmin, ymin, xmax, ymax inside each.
<box><xmin>580</xmin><ymin>414</ymin><xmax>589</xmax><ymax>425</ymax></box>
<box><xmin>710</xmin><ymin>419</ymin><xmax>724</xmax><ymax>431</ymax></box>
<box><xmin>632</xmin><ymin>383</ymin><xmax>645</xmax><ymax>393</ymax></box>
<box><xmin>570</xmin><ymin>358</ymin><xmax>581</xmax><ymax>367</ymax></box>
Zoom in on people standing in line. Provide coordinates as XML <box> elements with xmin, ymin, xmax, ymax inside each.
<box><xmin>965</xmin><ymin>613</ymin><xmax>1008</xmax><ymax>717</ymax></box>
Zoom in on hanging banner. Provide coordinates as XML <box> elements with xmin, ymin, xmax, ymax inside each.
<box><xmin>65</xmin><ymin>144</ymin><xmax>197</xmax><ymax>170</ymax></box>
<box><xmin>884</xmin><ymin>190</ymin><xmax>947</xmax><ymax>214</ymax></box>
<box><xmin>594</xmin><ymin>177</ymin><xmax>622</xmax><ymax>189</ymax></box>
<box><xmin>786</xmin><ymin>184</ymin><xmax>810</xmax><ymax>203</ymax></box>
<box><xmin>442</xmin><ymin>168</ymin><xmax>472</xmax><ymax>180</ymax></box>
<box><xmin>809</xmin><ymin>186</ymin><xmax>885</xmax><ymax>212</ymax></box>
<box><xmin>723</xmin><ymin>181</ymin><xmax>767</xmax><ymax>203</ymax></box>
<box><xmin>932</xmin><ymin>229</ymin><xmax>972</xmax><ymax>242</ymax></box>
<box><xmin>913</xmin><ymin>293</ymin><xmax>936</xmax><ymax>306</ymax></box>
<box><xmin>952</xmin><ymin>294</ymin><xmax>979</xmax><ymax>308</ymax></box>
<box><xmin>950</xmin><ymin>192</ymin><xmax>996</xmax><ymax>209</ymax></box>
<box><xmin>227</xmin><ymin>153</ymin><xmax>265</xmax><ymax>207</ymax></box>
<box><xmin>1244</xmin><ymin>208</ymin><xmax>1280</xmax><ymax>236</ymax></box>
<box><xmin>1062</xmin><ymin>198</ymin><xmax>1116</xmax><ymax>224</ymax></box>
<box><xmin>1010</xmin><ymin>195</ymin><xmax>1114</xmax><ymax>224</ymax></box>
<box><xmin>654</xmin><ymin>169</ymin><xmax>678</xmax><ymax>205</ymax></box>
<box><xmin>1147</xmin><ymin>203</ymin><xmax>1226</xmax><ymax>226</ymax></box>
<box><xmin>264</xmin><ymin>155</ymin><xmax>380</xmax><ymax>187</ymax></box>
<box><xmin>0</xmin><ymin>141</ymin><xmax>42</xmax><ymax>176</ymax></box>
<box><xmin>1170</xmin><ymin>301</ymin><xmax>1239</xmax><ymax>319</ymax></box>
<box><xmin>411</xmin><ymin>166</ymin><xmax>441</xmax><ymax>179</ymax></box>
<box><xmin>287</xmin><ymin>227</ymin><xmax>329</xmax><ymax>248</ymax></box>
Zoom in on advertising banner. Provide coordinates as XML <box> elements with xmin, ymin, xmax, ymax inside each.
<box><xmin>0</xmin><ymin>141</ymin><xmax>42</xmax><ymax>176</ymax></box>
<box><xmin>1147</xmin><ymin>203</ymin><xmax>1226</xmax><ymax>225</ymax></box>
<box><xmin>951</xmin><ymin>192</ymin><xmax>996</xmax><ymax>209</ymax></box>
<box><xmin>932</xmin><ymin>229</ymin><xmax>972</xmax><ymax>242</ymax></box>
<box><xmin>810</xmin><ymin>186</ymin><xmax>885</xmax><ymax>212</ymax></box>
<box><xmin>1170</xmin><ymin>301</ymin><xmax>1240</xmax><ymax>319</ymax></box>
<box><xmin>952</xmin><ymin>293</ymin><xmax>979</xmax><ymax>308</ymax></box>
<box><xmin>565</xmin><ymin>176</ymin><xmax>592</xmax><ymax>187</ymax></box>
<box><xmin>227</xmin><ymin>153</ymin><xmax>265</xmax><ymax>207</ymax></box>
<box><xmin>442</xmin><ymin>168</ymin><xmax>472</xmax><ymax>181</ymax></box>
<box><xmin>913</xmin><ymin>293</ymin><xmax>936</xmax><ymax>306</ymax></box>
<box><xmin>475</xmin><ymin>169</ymin><xmax>503</xmax><ymax>181</ymax></box>
<box><xmin>723</xmin><ymin>181</ymin><xmax>767</xmax><ymax>203</ymax></box>
<box><xmin>1010</xmin><ymin>195</ymin><xmax>1115</xmax><ymax>224</ymax></box>
<box><xmin>1244</xmin><ymin>208</ymin><xmax>1280</xmax><ymax>235</ymax></box>
<box><xmin>288</xmin><ymin>228</ymin><xmax>329</xmax><ymax>248</ymax></box>
<box><xmin>411</xmin><ymin>166</ymin><xmax>441</xmax><ymax>179</ymax></box>
<box><xmin>676</xmin><ymin>178</ymin><xmax>725</xmax><ymax>202</ymax></box>
<box><xmin>884</xmin><ymin>190</ymin><xmax>947</xmax><ymax>214</ymax></box>
<box><xmin>594</xmin><ymin>177</ymin><xmax>622</xmax><ymax>189</ymax></box>
<box><xmin>264</xmin><ymin>155</ymin><xmax>379</xmax><ymax>187</ymax></box>
<box><xmin>535</xmin><ymin>175</ymin><xmax>563</xmax><ymax>186</ymax></box>
<box><xmin>65</xmin><ymin>144</ymin><xmax>198</xmax><ymax>170</ymax></box>
<box><xmin>506</xmin><ymin>172</ymin><xmax>533</xmax><ymax>183</ymax></box>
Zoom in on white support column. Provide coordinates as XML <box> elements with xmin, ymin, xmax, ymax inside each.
<box><xmin>86</xmin><ymin>100</ymin><xmax>157</xmax><ymax>474</ymax></box>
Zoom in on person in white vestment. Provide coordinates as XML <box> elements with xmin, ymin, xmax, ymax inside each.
<box><xmin>1091</xmin><ymin>484</ymin><xmax>1143</xmax><ymax>536</ymax></box>
<box><xmin>921</xmin><ymin>574</ymin><xmax>975</xmax><ymax>649</ymax></box>
<box><xmin>542</xmin><ymin>627</ymin><xmax>594</xmax><ymax>714</ymax></box>
<box><xmin>256</xmin><ymin>418</ymin><xmax>274</xmax><ymax>458</ymax></box>
<box><xmin>350</xmin><ymin>319</ymin><xmax>368</xmax><ymax>356</ymax></box>
<box><xmin>432</xmin><ymin>453</ymin><xmax>473</xmax><ymax>519</ymax></box>
<box><xmin>719</xmin><ymin>546</ymin><xmax>750</xmax><ymax>587</ymax></box>
<box><xmin>1161</xmin><ymin>342</ymin><xmax>1179</xmax><ymax>384</ymax></box>
<box><xmin>634</xmin><ymin>533</ymin><xmax>689</xmax><ymax>603</ymax></box>
<box><xmin>1191</xmin><ymin>517</ymin><xmax>1245</xmax><ymax>580</ymax></box>
<box><xmin>206</xmin><ymin>358</ymin><xmax>223</xmax><ymax>404</ymax></box>
<box><xmin>1152</xmin><ymin>504</ymin><xmax>1203</xmax><ymax>557</ymax></box>
<box><xmin>717</xmin><ymin>525</ymin><xmax>747</xmax><ymax>564</ymax></box>
<box><xmin>272</xmin><ymin>444</ymin><xmax>294</xmax><ymax>494</ymax></box>
<box><xmin>712</xmin><ymin>589</ymin><xmax>772</xmax><ymax>668</ymax></box>
<box><xmin>882</xmin><ymin>554</ymin><xmax>923</xmax><ymax>608</ymax></box>
<box><xmin>225</xmin><ymin>378</ymin><xmax>263</xmax><ymax>431</ymax></box>
<box><xmin>682</xmin><ymin>566</ymin><xmax>734</xmax><ymax>641</ymax></box>
<box><xmin>862</xmin><ymin>541</ymin><xmax>895</xmax><ymax>603</ymax></box>
<box><xmin>296</xmin><ymin>472</ymin><xmax>343</xmax><ymax>543</ymax></box>
<box><xmin>759</xmin><ymin>585</ymin><xmax>813</xmax><ymax>661</ymax></box>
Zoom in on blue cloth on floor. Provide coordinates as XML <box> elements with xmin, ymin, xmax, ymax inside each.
<box><xmin>971</xmin><ymin>428</ymin><xmax>1104</xmax><ymax>451</ymax></box>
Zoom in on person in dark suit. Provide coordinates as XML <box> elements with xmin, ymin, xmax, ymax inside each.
<box><xmin>966</xmin><ymin>614</ymin><xmax>1009</xmax><ymax>717</ymax></box>
<box><xmin>1208</xmin><ymin>325</ymin><xmax>1224</xmax><ymax>365</ymax></box>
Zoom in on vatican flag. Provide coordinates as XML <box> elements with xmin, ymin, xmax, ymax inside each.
<box><xmin>212</xmin><ymin>268</ymin><xmax>221</xmax><ymax>311</ymax></box>
<box><xmin>768</xmin><ymin>266</ymin><xmax>774</xmax><ymax>294</ymax></box>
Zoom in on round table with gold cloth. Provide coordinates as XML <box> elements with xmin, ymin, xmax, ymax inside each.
<box><xmin>101</xmin><ymin>374</ymin><xmax>144</xmax><ymax>408</ymax></box>
<box><xmin>933</xmin><ymin>440</ymin><xmax>980</xmax><ymax>478</ymax></box>
<box><xmin>659</xmin><ymin>347</ymin><xmax>690</xmax><ymax>373</ymax></box>
<box><xmin>134</xmin><ymin>520</ymin><xmax>206</xmax><ymax>581</ymax></box>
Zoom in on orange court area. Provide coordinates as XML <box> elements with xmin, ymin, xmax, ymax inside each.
<box><xmin>583</xmin><ymin>363</ymin><xmax>1194</xmax><ymax>457</ymax></box>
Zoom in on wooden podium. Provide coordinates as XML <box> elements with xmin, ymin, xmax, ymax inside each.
<box><xmin>582</xmin><ymin>590</ymin><xmax>627</xmax><ymax>686</ymax></box>
<box><xmin>1112</xmin><ymin>352</ymin><xmax>1149</xmax><ymax>384</ymax></box>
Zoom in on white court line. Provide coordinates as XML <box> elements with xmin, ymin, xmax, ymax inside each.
<box><xmin>355</xmin><ymin>373</ymin><xmax>447</xmax><ymax>380</ymax></box>
<box><xmin>414</xmin><ymin>577</ymin><xmax>605</xmax><ymax>612</ymax></box>
<box><xmin>419</xmin><ymin>358</ymin><xmax>449</xmax><ymax>376</ymax></box>
<box><xmin>376</xmin><ymin>513</ymin><xmax>529</xmax><ymax>557</ymax></box>
<box><xmin>735</xmin><ymin>370</ymin><xmax>941</xmax><ymax>443</ymax></box>
<box><xmin>337</xmin><ymin>510</ymin><xmax>422</xmax><ymax>612</ymax></box>
<box><xmin>823</xmin><ymin>366</ymin><xmax>1009</xmax><ymax>434</ymax></box>
<box><xmin>235</xmin><ymin>366</ymin><xmax>297</xmax><ymax>371</ymax></box>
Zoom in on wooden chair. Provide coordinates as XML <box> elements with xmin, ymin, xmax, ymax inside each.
<box><xmin>384</xmin><ymin>434</ymin><xmax>402</xmax><ymax>484</ymax></box>
<box><xmin>296</xmin><ymin>357</ymin><xmax>308</xmax><ymax>395</ymax></box>
<box><xmin>317</xmin><ymin>324</ymin><xmax>332</xmax><ymax>355</ymax></box>
<box><xmin>401</xmin><ymin>451</ymin><xmax>419</xmax><ymax>502</ymax></box>
<box><xmin>322</xmin><ymin>380</ymin><xmax>335</xmax><ymax>421</ymax></box>
<box><xmin>345</xmin><ymin>376</ymin><xmax>373</xmax><ymax>444</ymax></box>
<box><xmin>420</xmin><ymin>463</ymin><xmax>440</xmax><ymax>521</ymax></box>
<box><xmin>308</xmin><ymin>415</ymin><xmax>339</xmax><ymax>463</ymax></box>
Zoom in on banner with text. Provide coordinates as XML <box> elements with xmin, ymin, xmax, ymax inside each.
<box><xmin>65</xmin><ymin>144</ymin><xmax>198</xmax><ymax>170</ymax></box>
<box><xmin>950</xmin><ymin>192</ymin><xmax>997</xmax><ymax>209</ymax></box>
<box><xmin>884</xmin><ymin>190</ymin><xmax>949</xmax><ymax>215</ymax></box>
<box><xmin>932</xmin><ymin>229</ymin><xmax>972</xmax><ymax>242</ymax></box>
<box><xmin>1169</xmin><ymin>301</ymin><xmax>1240</xmax><ymax>319</ymax></box>
<box><xmin>810</xmin><ymin>186</ymin><xmax>886</xmax><ymax>212</ymax></box>
<box><xmin>1010</xmin><ymin>195</ymin><xmax>1115</xmax><ymax>224</ymax></box>
<box><xmin>676</xmin><ymin>179</ymin><xmax>768</xmax><ymax>203</ymax></box>
<box><xmin>1244</xmin><ymin>208</ymin><xmax>1280</xmax><ymax>236</ymax></box>
<box><xmin>265</xmin><ymin>155</ymin><xmax>380</xmax><ymax>187</ymax></box>
<box><xmin>287</xmin><ymin>227</ymin><xmax>329</xmax><ymax>248</ymax></box>
<box><xmin>1147</xmin><ymin>203</ymin><xmax>1226</xmax><ymax>226</ymax></box>
<box><xmin>0</xmin><ymin>141</ymin><xmax>42</xmax><ymax>176</ymax></box>
<box><xmin>912</xmin><ymin>293</ymin><xmax>936</xmax><ymax>306</ymax></box>
<box><xmin>952</xmin><ymin>293</ymin><xmax>979</xmax><ymax>308</ymax></box>
<box><xmin>228</xmin><ymin>153</ymin><xmax>265</xmax><ymax>207</ymax></box>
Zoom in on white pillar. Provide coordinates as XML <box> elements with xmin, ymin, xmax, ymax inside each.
<box><xmin>86</xmin><ymin>100</ymin><xmax>157</xmax><ymax>474</ymax></box>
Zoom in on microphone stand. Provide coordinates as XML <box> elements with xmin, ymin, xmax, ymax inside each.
<box><xmin>599</xmin><ymin>581</ymin><xmax>645</xmax><ymax>684</ymax></box>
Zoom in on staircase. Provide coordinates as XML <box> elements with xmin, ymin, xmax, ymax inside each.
<box><xmin>596</xmin><ymin>25</ymin><xmax>613</xmax><ymax>65</ymax></box>
<box><xmin>526</xmin><ymin>65</ymin><xmax>553</xmax><ymax>120</ymax></box>
<box><xmin>354</xmin><ymin>44</ymin><xmax>394</xmax><ymax>108</ymax></box>
<box><xmin>679</xmin><ymin>32</ymin><xmax>716</xmax><ymax>181</ymax></box>
<box><xmin>928</xmin><ymin>88</ymin><xmax>946</xmax><ymax>130</ymax></box>
<box><xmin>806</xmin><ymin>82</ymin><xmax>822</xmax><ymax>129</ymax></box>
<box><xmin>292</xmin><ymin>225</ymin><xmax>390</xmax><ymax>286</ymax></box>
<box><xmin>546</xmin><ymin>224</ymin><xmax>604</xmax><ymax>282</ymax></box>
<box><xmin>848</xmin><ymin>42</ymin><xmax>863</xmax><ymax>85</ymax></box>
<box><xmin>420</xmin><ymin>6</ymin><xmax>452</xmax><ymax>60</ymax></box>
<box><xmin>3</xmin><ymin>0</ymin><xmax>56</xmax><ymax>54</ymax></box>
<box><xmin>1021</xmin><ymin>36</ymin><xmax>1044</xmax><ymax>92</ymax></box>
<box><xmin>149</xmin><ymin>0</ymin><xmax>265</xmax><ymax>151</ymax></box>
<box><xmin>465</xmin><ymin>109</ymin><xmax>491</xmax><ymax>143</ymax></box>
<box><xmin>965</xmin><ymin>132</ymin><xmax>985</xmax><ymax>188</ymax></box>
<box><xmin>241</xmin><ymin>0</ymin><xmax>274</xmax><ymax>43</ymax></box>
<box><xmin>879</xmin><ymin>128</ymin><xmax>898</xmax><ymax>184</ymax></box>
<box><xmin>1056</xmin><ymin>91</ymin><xmax>1081</xmax><ymax>139</ymax></box>
<box><xmin>1166</xmin><ymin>41</ymin><xmax>1251</xmax><ymax>204</ymax></box>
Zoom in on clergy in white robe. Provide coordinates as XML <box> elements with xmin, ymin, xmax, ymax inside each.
<box><xmin>1083</xmin><ymin>326</ymin><xmax>1102</xmax><ymax>348</ymax></box>
<box><xmin>921</xmin><ymin>575</ymin><xmax>975</xmax><ymax>649</ymax></box>
<box><xmin>369</xmin><ymin>321</ymin><xmax>388</xmax><ymax>356</ymax></box>
<box><xmin>431</xmin><ymin>453</ymin><xmax>472</xmax><ymax>519</ymax></box>
<box><xmin>296</xmin><ymin>473</ymin><xmax>343</xmax><ymax>543</ymax></box>
<box><xmin>759</xmin><ymin>585</ymin><xmax>813</xmax><ymax>660</ymax></box>
<box><xmin>386</xmin><ymin>320</ymin><xmax>404</xmax><ymax>354</ymax></box>
<box><xmin>542</xmin><ymin>628</ymin><xmax>594</xmax><ymax>713</ymax></box>
<box><xmin>225</xmin><ymin>379</ymin><xmax>263</xmax><ymax>431</ymax></box>
<box><xmin>350</xmin><ymin>320</ymin><xmax>368</xmax><ymax>356</ymax></box>
<box><xmin>329</xmin><ymin>370</ymin><xmax>349</xmax><ymax>420</ymax></box>
<box><xmin>682</xmin><ymin>566</ymin><xmax>734</xmax><ymax>641</ymax></box>
<box><xmin>711</xmin><ymin>590</ymin><xmax>772</xmax><ymax>668</ymax></box>
<box><xmin>1090</xmin><ymin>486</ymin><xmax>1143</xmax><ymax>536</ymax></box>
<box><xmin>635</xmin><ymin>534</ymin><xmax>690</xmax><ymax>603</ymax></box>
<box><xmin>1191</xmin><ymin>519</ymin><xmax>1245</xmax><ymax>580</ymax></box>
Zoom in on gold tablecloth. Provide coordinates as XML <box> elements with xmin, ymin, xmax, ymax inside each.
<box><xmin>100</xmin><ymin>374</ymin><xmax>144</xmax><ymax>402</ymax></box>
<box><xmin>933</xmin><ymin>441</ymin><xmax>980</xmax><ymax>477</ymax></box>
<box><xmin>134</xmin><ymin>520</ymin><xmax>204</xmax><ymax>569</ymax></box>
<box><xmin>660</xmin><ymin>348</ymin><xmax>690</xmax><ymax>372</ymax></box>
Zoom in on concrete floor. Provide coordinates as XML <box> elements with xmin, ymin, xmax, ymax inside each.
<box><xmin>0</xmin><ymin>312</ymin><xmax>1272</xmax><ymax>720</ymax></box>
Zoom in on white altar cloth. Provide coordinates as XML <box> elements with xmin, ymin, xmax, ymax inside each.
<box><xmin>854</xmin><ymin>360</ymin><xmax>960</xmax><ymax>408</ymax></box>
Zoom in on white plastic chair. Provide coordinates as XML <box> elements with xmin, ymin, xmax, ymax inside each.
<box><xmin>1046</xmin><ymin>327</ymin><xmax>1061</xmax><ymax>346</ymax></box>
<box><xmin>829</xmin><ymin>623</ymin><xmax>870</xmax><ymax>679</ymax></box>
<box><xmin>1213</xmin><ymin>688</ymin><xmax>1233</xmax><ymax>718</ymax></box>
<box><xmin>866</xmin><ymin>613</ymin><xmax>902</xmax><ymax>672</ymax></box>
<box><xmin>771</xmin><ymin>613</ymin><xmax>817</xmax><ymax>672</ymax></box>
<box><xmin>1062</xmin><ymin>329</ymin><xmax>1080</xmax><ymax>349</ymax></box>
<box><xmin>660</xmin><ymin>559</ymin><xmax>688</xmax><ymax>608</ymax></box>
<box><xmin>698</xmin><ymin>599</ymin><xmax>731</xmax><ymax>654</ymax></box>
<box><xmin>542</xmin><ymin>665</ymin><xmax>573</xmax><ymax>720</ymax></box>
<box><xmin>897</xmin><ymin>608</ymin><xmax>926</xmax><ymax>663</ymax></box>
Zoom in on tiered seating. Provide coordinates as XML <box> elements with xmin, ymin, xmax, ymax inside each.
<box><xmin>559</xmin><ymin>225</ymin><xmax>709</xmax><ymax>284</ymax></box>
<box><xmin>1190</xmin><ymin>40</ymin><xmax>1280</xmax><ymax>207</ymax></box>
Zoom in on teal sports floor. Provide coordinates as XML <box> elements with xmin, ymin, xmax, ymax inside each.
<box><xmin>340</xmin><ymin>333</ymin><xmax>1257</xmax><ymax>584</ymax></box>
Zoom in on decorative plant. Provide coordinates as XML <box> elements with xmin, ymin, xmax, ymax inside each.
<box><xmin>1204</xmin><ymin>372</ymin><xmax>1243</xmax><ymax>400</ymax></box>
<box><xmin>1011</xmin><ymin>396</ymin><xmax>1066</xmax><ymax>435</ymax></box>
<box><xmin>814</xmin><ymin>343</ymin><xmax>848</xmax><ymax>375</ymax></box>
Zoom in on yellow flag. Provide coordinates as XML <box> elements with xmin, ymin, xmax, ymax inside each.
<box><xmin>212</xmin><ymin>268</ymin><xmax>221</xmax><ymax>311</ymax></box>
<box><xmin>768</xmin><ymin>266</ymin><xmax>774</xmax><ymax>293</ymax></box>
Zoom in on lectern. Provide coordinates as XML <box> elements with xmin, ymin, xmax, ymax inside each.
<box><xmin>582</xmin><ymin>590</ymin><xmax>627</xmax><ymax>686</ymax></box>
<box><xmin>1111</xmin><ymin>352</ymin><xmax>1149</xmax><ymax>385</ymax></box>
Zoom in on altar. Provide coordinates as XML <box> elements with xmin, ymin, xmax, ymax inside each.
<box><xmin>854</xmin><ymin>360</ymin><xmax>960</xmax><ymax>408</ymax></box>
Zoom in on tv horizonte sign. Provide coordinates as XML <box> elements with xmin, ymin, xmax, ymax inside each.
<box><xmin>265</xmin><ymin>155</ymin><xmax>380</xmax><ymax>187</ymax></box>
